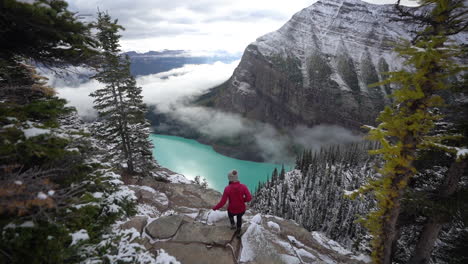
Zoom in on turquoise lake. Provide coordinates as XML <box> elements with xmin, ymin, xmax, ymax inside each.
<box><xmin>150</xmin><ymin>134</ymin><xmax>287</xmax><ymax>192</ymax></box>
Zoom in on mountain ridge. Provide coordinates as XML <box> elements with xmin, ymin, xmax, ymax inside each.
<box><xmin>203</xmin><ymin>0</ymin><xmax>464</xmax><ymax>130</ymax></box>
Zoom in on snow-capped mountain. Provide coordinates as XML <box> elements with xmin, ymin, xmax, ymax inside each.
<box><xmin>204</xmin><ymin>0</ymin><xmax>464</xmax><ymax>130</ymax></box>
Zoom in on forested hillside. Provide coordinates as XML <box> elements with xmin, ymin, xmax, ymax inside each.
<box><xmin>252</xmin><ymin>142</ymin><xmax>378</xmax><ymax>251</ymax></box>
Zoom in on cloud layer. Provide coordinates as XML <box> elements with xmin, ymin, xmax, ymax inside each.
<box><xmin>53</xmin><ymin>61</ymin><xmax>361</xmax><ymax>163</ymax></box>
<box><xmin>66</xmin><ymin>0</ymin><xmax>416</xmax><ymax>53</ymax></box>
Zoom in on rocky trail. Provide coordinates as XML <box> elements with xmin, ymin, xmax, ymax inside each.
<box><xmin>119</xmin><ymin>171</ymin><xmax>370</xmax><ymax>264</ymax></box>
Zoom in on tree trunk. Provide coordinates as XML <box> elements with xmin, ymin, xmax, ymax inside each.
<box><xmin>408</xmin><ymin>159</ymin><xmax>467</xmax><ymax>264</ymax></box>
<box><xmin>381</xmin><ymin>189</ymin><xmax>403</xmax><ymax>264</ymax></box>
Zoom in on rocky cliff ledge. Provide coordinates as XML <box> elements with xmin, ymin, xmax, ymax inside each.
<box><xmin>120</xmin><ymin>169</ymin><xmax>370</xmax><ymax>263</ymax></box>
<box><xmin>204</xmin><ymin>0</ymin><xmax>416</xmax><ymax>130</ymax></box>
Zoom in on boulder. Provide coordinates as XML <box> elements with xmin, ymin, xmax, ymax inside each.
<box><xmin>129</xmin><ymin>185</ymin><xmax>170</xmax><ymax>211</ymax></box>
<box><xmin>145</xmin><ymin>215</ymin><xmax>187</xmax><ymax>239</ymax></box>
<box><xmin>152</xmin><ymin>242</ymin><xmax>235</xmax><ymax>264</ymax></box>
<box><xmin>121</xmin><ymin>216</ymin><xmax>148</xmax><ymax>234</ymax></box>
<box><xmin>172</xmin><ymin>222</ymin><xmax>235</xmax><ymax>246</ymax></box>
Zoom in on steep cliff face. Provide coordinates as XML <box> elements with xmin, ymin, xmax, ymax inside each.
<box><xmin>209</xmin><ymin>0</ymin><xmax>417</xmax><ymax>130</ymax></box>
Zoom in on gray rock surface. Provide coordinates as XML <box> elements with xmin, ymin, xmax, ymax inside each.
<box><xmin>172</xmin><ymin>222</ymin><xmax>236</xmax><ymax>245</ymax></box>
<box><xmin>206</xmin><ymin>0</ymin><xmax>465</xmax><ymax>131</ymax></box>
<box><xmin>152</xmin><ymin>242</ymin><xmax>236</xmax><ymax>264</ymax></box>
<box><xmin>127</xmin><ymin>175</ymin><xmax>369</xmax><ymax>264</ymax></box>
<box><xmin>145</xmin><ymin>215</ymin><xmax>187</xmax><ymax>239</ymax></box>
<box><xmin>121</xmin><ymin>216</ymin><xmax>148</xmax><ymax>235</ymax></box>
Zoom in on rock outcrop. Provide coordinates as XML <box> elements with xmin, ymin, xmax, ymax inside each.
<box><xmin>205</xmin><ymin>0</ymin><xmax>464</xmax><ymax>130</ymax></box>
<box><xmin>121</xmin><ymin>173</ymin><xmax>371</xmax><ymax>264</ymax></box>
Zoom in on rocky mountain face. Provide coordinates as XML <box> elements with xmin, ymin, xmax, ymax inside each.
<box><xmin>206</xmin><ymin>0</ymin><xmax>419</xmax><ymax>130</ymax></box>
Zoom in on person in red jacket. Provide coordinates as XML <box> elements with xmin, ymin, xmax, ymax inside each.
<box><xmin>212</xmin><ymin>170</ymin><xmax>252</xmax><ymax>234</ymax></box>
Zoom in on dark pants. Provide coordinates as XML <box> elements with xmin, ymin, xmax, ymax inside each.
<box><xmin>228</xmin><ymin>211</ymin><xmax>245</xmax><ymax>229</ymax></box>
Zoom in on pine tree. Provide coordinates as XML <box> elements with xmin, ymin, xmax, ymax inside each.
<box><xmin>271</xmin><ymin>168</ymin><xmax>278</xmax><ymax>183</ymax></box>
<box><xmin>0</xmin><ymin>0</ymin><xmax>98</xmax><ymax>86</ymax></box>
<box><xmin>279</xmin><ymin>165</ymin><xmax>285</xmax><ymax>181</ymax></box>
<box><xmin>91</xmin><ymin>12</ymin><xmax>156</xmax><ymax>175</ymax></box>
<box><xmin>122</xmin><ymin>56</ymin><xmax>157</xmax><ymax>174</ymax></box>
<box><xmin>351</xmin><ymin>1</ymin><xmax>468</xmax><ymax>263</ymax></box>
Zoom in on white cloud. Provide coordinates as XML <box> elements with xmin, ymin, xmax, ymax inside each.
<box><xmin>138</xmin><ymin>61</ymin><xmax>239</xmax><ymax>111</ymax></box>
<box><xmin>56</xmin><ymin>80</ymin><xmax>101</xmax><ymax>118</ymax></box>
<box><xmin>67</xmin><ymin>0</ymin><xmax>417</xmax><ymax>53</ymax></box>
<box><xmin>53</xmin><ymin>60</ymin><xmax>361</xmax><ymax>163</ymax></box>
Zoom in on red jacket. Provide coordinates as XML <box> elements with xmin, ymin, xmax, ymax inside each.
<box><xmin>212</xmin><ymin>182</ymin><xmax>252</xmax><ymax>214</ymax></box>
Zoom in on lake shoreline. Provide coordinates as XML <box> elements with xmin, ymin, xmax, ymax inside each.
<box><xmin>150</xmin><ymin>134</ymin><xmax>290</xmax><ymax>192</ymax></box>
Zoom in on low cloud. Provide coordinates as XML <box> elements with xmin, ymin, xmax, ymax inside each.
<box><xmin>52</xmin><ymin>61</ymin><xmax>361</xmax><ymax>163</ymax></box>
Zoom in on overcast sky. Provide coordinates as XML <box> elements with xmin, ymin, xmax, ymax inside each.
<box><xmin>67</xmin><ymin>0</ymin><xmax>415</xmax><ymax>53</ymax></box>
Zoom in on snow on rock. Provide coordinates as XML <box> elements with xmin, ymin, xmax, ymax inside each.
<box><xmin>71</xmin><ymin>229</ymin><xmax>89</xmax><ymax>246</ymax></box>
<box><xmin>250</xmin><ymin>213</ymin><xmax>262</xmax><ymax>224</ymax></box>
<box><xmin>206</xmin><ymin>210</ymin><xmax>227</xmax><ymax>224</ymax></box>
<box><xmin>351</xmin><ymin>253</ymin><xmax>372</xmax><ymax>263</ymax></box>
<box><xmin>136</xmin><ymin>203</ymin><xmax>160</xmax><ymax>218</ymax></box>
<box><xmin>312</xmin><ymin>231</ymin><xmax>352</xmax><ymax>256</ymax></box>
<box><xmin>240</xmin><ymin>221</ymin><xmax>264</xmax><ymax>262</ymax></box>
<box><xmin>240</xmin><ymin>213</ymin><xmax>277</xmax><ymax>262</ymax></box>
<box><xmin>155</xmin><ymin>249</ymin><xmax>181</xmax><ymax>264</ymax></box>
<box><xmin>154</xmin><ymin>192</ymin><xmax>169</xmax><ymax>207</ymax></box>
<box><xmin>288</xmin><ymin>235</ymin><xmax>305</xmax><ymax>248</ymax></box>
<box><xmin>297</xmin><ymin>248</ymin><xmax>318</xmax><ymax>261</ymax></box>
<box><xmin>280</xmin><ymin>254</ymin><xmax>301</xmax><ymax>264</ymax></box>
<box><xmin>37</xmin><ymin>192</ymin><xmax>48</xmax><ymax>200</ymax></box>
<box><xmin>267</xmin><ymin>221</ymin><xmax>281</xmax><ymax>232</ymax></box>
<box><xmin>457</xmin><ymin>148</ymin><xmax>468</xmax><ymax>159</ymax></box>
<box><xmin>168</xmin><ymin>174</ymin><xmax>191</xmax><ymax>184</ymax></box>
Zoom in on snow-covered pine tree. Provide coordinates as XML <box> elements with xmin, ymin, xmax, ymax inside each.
<box><xmin>121</xmin><ymin>56</ymin><xmax>157</xmax><ymax>174</ymax></box>
<box><xmin>252</xmin><ymin>142</ymin><xmax>378</xmax><ymax>251</ymax></box>
<box><xmin>91</xmin><ymin>12</ymin><xmax>156</xmax><ymax>175</ymax></box>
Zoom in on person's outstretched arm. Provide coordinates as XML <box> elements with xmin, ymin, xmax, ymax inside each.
<box><xmin>212</xmin><ymin>187</ymin><xmax>229</xmax><ymax>210</ymax></box>
<box><xmin>243</xmin><ymin>185</ymin><xmax>252</xmax><ymax>202</ymax></box>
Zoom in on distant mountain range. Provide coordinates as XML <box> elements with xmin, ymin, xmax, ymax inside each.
<box><xmin>123</xmin><ymin>50</ymin><xmax>240</xmax><ymax>76</ymax></box>
<box><xmin>41</xmin><ymin>50</ymin><xmax>240</xmax><ymax>87</ymax></box>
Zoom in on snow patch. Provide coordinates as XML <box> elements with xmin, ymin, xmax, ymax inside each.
<box><xmin>168</xmin><ymin>174</ymin><xmax>191</xmax><ymax>184</ymax></box>
<box><xmin>266</xmin><ymin>221</ymin><xmax>281</xmax><ymax>232</ymax></box>
<box><xmin>23</xmin><ymin>127</ymin><xmax>51</xmax><ymax>138</ymax></box>
<box><xmin>250</xmin><ymin>213</ymin><xmax>262</xmax><ymax>224</ymax></box>
<box><xmin>136</xmin><ymin>203</ymin><xmax>160</xmax><ymax>218</ymax></box>
<box><xmin>457</xmin><ymin>148</ymin><xmax>468</xmax><ymax>159</ymax></box>
<box><xmin>71</xmin><ymin>229</ymin><xmax>89</xmax><ymax>246</ymax></box>
<box><xmin>351</xmin><ymin>253</ymin><xmax>372</xmax><ymax>263</ymax></box>
<box><xmin>155</xmin><ymin>249</ymin><xmax>181</xmax><ymax>264</ymax></box>
<box><xmin>312</xmin><ymin>231</ymin><xmax>352</xmax><ymax>255</ymax></box>
<box><xmin>207</xmin><ymin>210</ymin><xmax>228</xmax><ymax>224</ymax></box>
<box><xmin>37</xmin><ymin>192</ymin><xmax>48</xmax><ymax>200</ymax></box>
<box><xmin>288</xmin><ymin>235</ymin><xmax>305</xmax><ymax>248</ymax></box>
<box><xmin>92</xmin><ymin>192</ymin><xmax>103</xmax><ymax>198</ymax></box>
<box><xmin>280</xmin><ymin>254</ymin><xmax>301</xmax><ymax>264</ymax></box>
